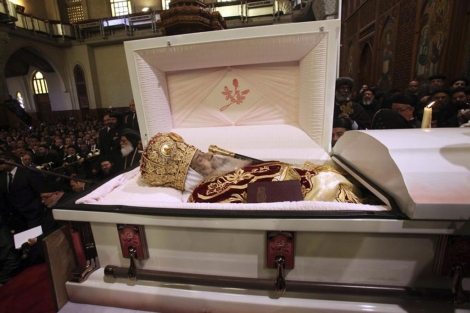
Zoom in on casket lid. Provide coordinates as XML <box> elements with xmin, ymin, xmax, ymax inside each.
<box><xmin>332</xmin><ymin>128</ymin><xmax>470</xmax><ymax>220</ymax></box>
<box><xmin>124</xmin><ymin>20</ymin><xmax>340</xmax><ymax>154</ymax></box>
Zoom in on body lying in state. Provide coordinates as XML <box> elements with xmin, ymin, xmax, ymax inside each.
<box><xmin>140</xmin><ymin>132</ymin><xmax>363</xmax><ymax>204</ymax></box>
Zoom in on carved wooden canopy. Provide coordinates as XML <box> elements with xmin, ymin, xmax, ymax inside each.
<box><xmin>158</xmin><ymin>0</ymin><xmax>227</xmax><ymax>36</ymax></box>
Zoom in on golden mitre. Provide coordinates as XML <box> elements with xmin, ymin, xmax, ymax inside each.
<box><xmin>140</xmin><ymin>132</ymin><xmax>197</xmax><ymax>190</ymax></box>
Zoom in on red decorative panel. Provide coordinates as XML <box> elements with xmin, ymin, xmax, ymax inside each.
<box><xmin>266</xmin><ymin>232</ymin><xmax>295</xmax><ymax>269</ymax></box>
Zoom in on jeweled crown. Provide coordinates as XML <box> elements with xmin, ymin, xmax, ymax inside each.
<box><xmin>140</xmin><ymin>132</ymin><xmax>197</xmax><ymax>190</ymax></box>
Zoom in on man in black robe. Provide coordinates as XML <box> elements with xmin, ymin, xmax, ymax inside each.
<box><xmin>125</xmin><ymin>99</ymin><xmax>140</xmax><ymax>132</ymax></box>
<box><xmin>35</xmin><ymin>144</ymin><xmax>63</xmax><ymax>170</ymax></box>
<box><xmin>333</xmin><ymin>77</ymin><xmax>371</xmax><ymax>129</ymax></box>
<box><xmin>116</xmin><ymin>128</ymin><xmax>141</xmax><ymax>171</ymax></box>
<box><xmin>108</xmin><ymin>111</ymin><xmax>126</xmax><ymax>164</ymax></box>
<box><xmin>391</xmin><ymin>95</ymin><xmax>421</xmax><ymax>128</ymax></box>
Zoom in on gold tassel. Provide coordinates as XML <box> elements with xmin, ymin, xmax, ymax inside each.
<box><xmin>336</xmin><ymin>184</ymin><xmax>362</xmax><ymax>204</ymax></box>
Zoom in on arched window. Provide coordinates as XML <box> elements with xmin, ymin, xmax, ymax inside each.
<box><xmin>32</xmin><ymin>71</ymin><xmax>49</xmax><ymax>94</ymax></box>
<box><xmin>74</xmin><ymin>65</ymin><xmax>89</xmax><ymax>108</ymax></box>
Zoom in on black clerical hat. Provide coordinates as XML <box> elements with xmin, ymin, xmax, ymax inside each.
<box><xmin>391</xmin><ymin>94</ymin><xmax>415</xmax><ymax>106</ymax></box>
<box><xmin>333</xmin><ymin>118</ymin><xmax>352</xmax><ymax>130</ymax></box>
<box><xmin>450</xmin><ymin>77</ymin><xmax>469</xmax><ymax>87</ymax></box>
<box><xmin>371</xmin><ymin>109</ymin><xmax>412</xmax><ymax>130</ymax></box>
<box><xmin>430</xmin><ymin>88</ymin><xmax>451</xmax><ymax>98</ymax></box>
<box><xmin>39</xmin><ymin>182</ymin><xmax>64</xmax><ymax>193</ymax></box>
<box><xmin>336</xmin><ymin>77</ymin><xmax>354</xmax><ymax>90</ymax></box>
<box><xmin>109</xmin><ymin>111</ymin><xmax>124</xmax><ymax>118</ymax></box>
<box><xmin>122</xmin><ymin>128</ymin><xmax>141</xmax><ymax>148</ymax></box>
<box><xmin>428</xmin><ymin>74</ymin><xmax>446</xmax><ymax>81</ymax></box>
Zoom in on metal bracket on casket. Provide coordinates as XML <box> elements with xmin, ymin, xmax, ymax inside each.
<box><xmin>104</xmin><ymin>227</ymin><xmax>296</xmax><ymax>294</ymax></box>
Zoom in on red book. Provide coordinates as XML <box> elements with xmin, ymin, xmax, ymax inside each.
<box><xmin>247</xmin><ymin>180</ymin><xmax>303</xmax><ymax>203</ymax></box>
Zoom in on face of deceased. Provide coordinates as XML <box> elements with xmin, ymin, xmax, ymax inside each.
<box><xmin>190</xmin><ymin>150</ymin><xmax>251</xmax><ymax>178</ymax></box>
<box><xmin>190</xmin><ymin>150</ymin><xmax>215</xmax><ymax>177</ymax></box>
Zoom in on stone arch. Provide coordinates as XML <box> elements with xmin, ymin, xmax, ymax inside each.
<box><xmin>4</xmin><ymin>45</ymin><xmax>72</xmax><ymax>122</ymax></box>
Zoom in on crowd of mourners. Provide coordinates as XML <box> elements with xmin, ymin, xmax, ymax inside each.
<box><xmin>332</xmin><ymin>74</ymin><xmax>470</xmax><ymax>146</ymax></box>
<box><xmin>0</xmin><ymin>99</ymin><xmax>142</xmax><ymax>285</ymax></box>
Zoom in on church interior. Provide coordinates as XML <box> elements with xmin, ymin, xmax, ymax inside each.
<box><xmin>1</xmin><ymin>1</ymin><xmax>470</xmax><ymax>313</ymax></box>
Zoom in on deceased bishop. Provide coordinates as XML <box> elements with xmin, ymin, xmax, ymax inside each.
<box><xmin>140</xmin><ymin>133</ymin><xmax>362</xmax><ymax>204</ymax></box>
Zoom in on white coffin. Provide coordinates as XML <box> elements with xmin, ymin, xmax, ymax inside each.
<box><xmin>53</xmin><ymin>20</ymin><xmax>470</xmax><ymax>313</ymax></box>
<box><xmin>333</xmin><ymin>129</ymin><xmax>470</xmax><ymax>220</ymax></box>
<box><xmin>71</xmin><ymin>19</ymin><xmax>393</xmax><ymax>214</ymax></box>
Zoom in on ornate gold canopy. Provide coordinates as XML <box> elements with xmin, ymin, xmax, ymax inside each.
<box><xmin>158</xmin><ymin>0</ymin><xmax>227</xmax><ymax>36</ymax></box>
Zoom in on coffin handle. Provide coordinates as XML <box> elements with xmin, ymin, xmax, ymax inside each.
<box><xmin>127</xmin><ymin>246</ymin><xmax>138</xmax><ymax>281</ymax></box>
<box><xmin>274</xmin><ymin>255</ymin><xmax>286</xmax><ymax>294</ymax></box>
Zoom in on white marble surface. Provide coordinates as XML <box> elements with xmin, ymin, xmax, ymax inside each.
<box><xmin>65</xmin><ymin>270</ymin><xmax>470</xmax><ymax>313</ymax></box>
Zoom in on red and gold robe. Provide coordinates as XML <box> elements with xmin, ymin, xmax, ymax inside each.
<box><xmin>188</xmin><ymin>161</ymin><xmax>362</xmax><ymax>204</ymax></box>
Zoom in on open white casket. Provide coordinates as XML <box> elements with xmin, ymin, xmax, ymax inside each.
<box><xmin>53</xmin><ymin>20</ymin><xmax>470</xmax><ymax>312</ymax></box>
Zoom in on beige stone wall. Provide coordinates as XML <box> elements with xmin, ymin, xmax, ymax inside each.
<box><xmin>84</xmin><ymin>0</ymin><xmax>111</xmax><ymax>19</ymax></box>
<box><xmin>64</xmin><ymin>42</ymin><xmax>133</xmax><ymax>111</ymax></box>
<box><xmin>93</xmin><ymin>43</ymin><xmax>132</xmax><ymax>109</ymax></box>
<box><xmin>44</xmin><ymin>0</ymin><xmax>61</xmax><ymax>20</ymax></box>
<box><xmin>11</xmin><ymin>0</ymin><xmax>48</xmax><ymax>19</ymax></box>
<box><xmin>64</xmin><ymin>44</ymin><xmax>97</xmax><ymax>110</ymax></box>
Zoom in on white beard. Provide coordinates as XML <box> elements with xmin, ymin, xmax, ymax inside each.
<box><xmin>362</xmin><ymin>99</ymin><xmax>373</xmax><ymax>105</ymax></box>
<box><xmin>121</xmin><ymin>144</ymin><xmax>134</xmax><ymax>157</ymax></box>
<box><xmin>335</xmin><ymin>90</ymin><xmax>351</xmax><ymax>103</ymax></box>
